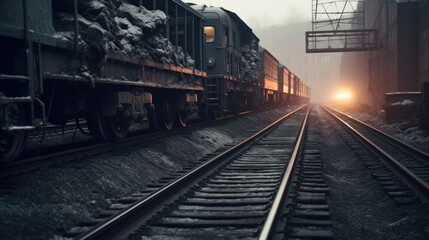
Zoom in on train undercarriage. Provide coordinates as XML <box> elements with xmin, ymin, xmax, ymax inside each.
<box><xmin>0</xmin><ymin>47</ymin><xmax>204</xmax><ymax>162</ymax></box>
<box><xmin>0</xmin><ymin>80</ymin><xmax>201</xmax><ymax>162</ymax></box>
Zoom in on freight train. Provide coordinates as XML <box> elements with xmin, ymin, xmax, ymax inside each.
<box><xmin>0</xmin><ymin>0</ymin><xmax>310</xmax><ymax>162</ymax></box>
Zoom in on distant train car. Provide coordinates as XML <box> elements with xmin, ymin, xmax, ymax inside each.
<box><xmin>303</xmin><ymin>84</ymin><xmax>308</xmax><ymax>103</ymax></box>
<box><xmin>300</xmin><ymin>83</ymin><xmax>311</xmax><ymax>104</ymax></box>
<box><xmin>290</xmin><ymin>74</ymin><xmax>296</xmax><ymax>104</ymax></box>
<box><xmin>298</xmin><ymin>78</ymin><xmax>303</xmax><ymax>102</ymax></box>
<box><xmin>302</xmin><ymin>85</ymin><xmax>307</xmax><ymax>103</ymax></box>
<box><xmin>305</xmin><ymin>85</ymin><xmax>312</xmax><ymax>103</ymax></box>
<box><xmin>259</xmin><ymin>47</ymin><xmax>279</xmax><ymax>107</ymax></box>
<box><xmin>278</xmin><ymin>64</ymin><xmax>291</xmax><ymax>106</ymax></box>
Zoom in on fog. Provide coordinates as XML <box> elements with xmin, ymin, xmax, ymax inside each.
<box><xmin>189</xmin><ymin>0</ymin><xmax>341</xmax><ymax>102</ymax></box>
<box><xmin>188</xmin><ymin>0</ymin><xmax>311</xmax><ymax>29</ymax></box>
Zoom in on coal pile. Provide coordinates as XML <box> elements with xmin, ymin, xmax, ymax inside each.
<box><xmin>240</xmin><ymin>40</ymin><xmax>261</xmax><ymax>84</ymax></box>
<box><xmin>53</xmin><ymin>0</ymin><xmax>195</xmax><ymax>71</ymax></box>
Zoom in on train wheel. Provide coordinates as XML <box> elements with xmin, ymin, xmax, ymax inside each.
<box><xmin>0</xmin><ymin>103</ymin><xmax>28</xmax><ymax>162</ymax></box>
<box><xmin>176</xmin><ymin>111</ymin><xmax>188</xmax><ymax>128</ymax></box>
<box><xmin>0</xmin><ymin>131</ymin><xmax>27</xmax><ymax>162</ymax></box>
<box><xmin>105</xmin><ymin>117</ymin><xmax>130</xmax><ymax>140</ymax></box>
<box><xmin>160</xmin><ymin>100</ymin><xmax>174</xmax><ymax>130</ymax></box>
<box><xmin>86</xmin><ymin>108</ymin><xmax>110</xmax><ymax>141</ymax></box>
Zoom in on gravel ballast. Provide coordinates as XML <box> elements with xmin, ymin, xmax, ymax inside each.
<box><xmin>2</xmin><ymin>106</ymin><xmax>428</xmax><ymax>240</ymax></box>
<box><xmin>347</xmin><ymin>110</ymin><xmax>429</xmax><ymax>153</ymax></box>
<box><xmin>0</xmin><ymin>108</ymin><xmax>292</xmax><ymax>240</ymax></box>
<box><xmin>313</xmin><ymin>106</ymin><xmax>429</xmax><ymax>239</ymax></box>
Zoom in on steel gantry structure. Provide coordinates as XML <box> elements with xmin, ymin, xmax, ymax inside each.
<box><xmin>306</xmin><ymin>0</ymin><xmax>381</xmax><ymax>53</ymax></box>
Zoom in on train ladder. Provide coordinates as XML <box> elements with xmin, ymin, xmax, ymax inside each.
<box><xmin>0</xmin><ymin>45</ymin><xmax>46</xmax><ymax>132</ymax></box>
<box><xmin>0</xmin><ymin>1</ymin><xmax>46</xmax><ymax>132</ymax></box>
<box><xmin>205</xmin><ymin>77</ymin><xmax>220</xmax><ymax>107</ymax></box>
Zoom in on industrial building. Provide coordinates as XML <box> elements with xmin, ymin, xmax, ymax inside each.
<box><xmin>340</xmin><ymin>0</ymin><xmax>429</xmax><ymax>111</ymax></box>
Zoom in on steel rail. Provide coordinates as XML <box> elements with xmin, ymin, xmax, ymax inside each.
<box><xmin>74</xmin><ymin>105</ymin><xmax>309</xmax><ymax>240</ymax></box>
<box><xmin>259</xmin><ymin>105</ymin><xmax>312</xmax><ymax>240</ymax></box>
<box><xmin>327</xmin><ymin>107</ymin><xmax>429</xmax><ymax>160</ymax></box>
<box><xmin>1</xmin><ymin>109</ymin><xmax>264</xmax><ymax>178</ymax></box>
<box><xmin>322</xmin><ymin>106</ymin><xmax>429</xmax><ymax>202</ymax></box>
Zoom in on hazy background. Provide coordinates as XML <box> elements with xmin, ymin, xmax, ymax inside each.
<box><xmin>187</xmin><ymin>0</ymin><xmax>342</xmax><ymax>102</ymax></box>
<box><xmin>188</xmin><ymin>0</ymin><xmax>311</xmax><ymax>29</ymax></box>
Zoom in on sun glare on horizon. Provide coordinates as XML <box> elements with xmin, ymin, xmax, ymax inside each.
<box><xmin>333</xmin><ymin>91</ymin><xmax>353</xmax><ymax>101</ymax></box>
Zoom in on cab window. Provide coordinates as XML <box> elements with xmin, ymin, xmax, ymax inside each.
<box><xmin>204</xmin><ymin>26</ymin><xmax>215</xmax><ymax>42</ymax></box>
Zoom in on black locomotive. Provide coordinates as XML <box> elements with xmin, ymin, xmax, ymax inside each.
<box><xmin>193</xmin><ymin>4</ymin><xmax>310</xmax><ymax>114</ymax></box>
<box><xmin>0</xmin><ymin>0</ymin><xmax>310</xmax><ymax>162</ymax></box>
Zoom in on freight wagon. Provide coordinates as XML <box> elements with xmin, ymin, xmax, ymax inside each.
<box><xmin>0</xmin><ymin>0</ymin><xmax>206</xmax><ymax>161</ymax></box>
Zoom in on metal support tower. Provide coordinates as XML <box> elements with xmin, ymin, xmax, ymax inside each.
<box><xmin>306</xmin><ymin>0</ymin><xmax>380</xmax><ymax>53</ymax></box>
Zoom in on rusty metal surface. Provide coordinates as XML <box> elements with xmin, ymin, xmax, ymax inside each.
<box><xmin>106</xmin><ymin>53</ymin><xmax>207</xmax><ymax>77</ymax></box>
<box><xmin>43</xmin><ymin>73</ymin><xmax>205</xmax><ymax>91</ymax></box>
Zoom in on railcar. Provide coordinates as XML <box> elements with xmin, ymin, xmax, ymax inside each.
<box><xmin>0</xmin><ymin>0</ymin><xmax>312</xmax><ymax>162</ymax></box>
<box><xmin>191</xmin><ymin>4</ymin><xmax>261</xmax><ymax>117</ymax></box>
<box><xmin>0</xmin><ymin>0</ymin><xmax>206</xmax><ymax>162</ymax></box>
<box><xmin>279</xmin><ymin>66</ymin><xmax>311</xmax><ymax>105</ymax></box>
<box><xmin>292</xmin><ymin>75</ymin><xmax>301</xmax><ymax>105</ymax></box>
<box><xmin>259</xmin><ymin>47</ymin><xmax>280</xmax><ymax>107</ymax></box>
<box><xmin>303</xmin><ymin>84</ymin><xmax>311</xmax><ymax>103</ymax></box>
<box><xmin>297</xmin><ymin>77</ymin><xmax>303</xmax><ymax>103</ymax></box>
<box><xmin>288</xmin><ymin>73</ymin><xmax>295</xmax><ymax>105</ymax></box>
<box><xmin>278</xmin><ymin>64</ymin><xmax>291</xmax><ymax>106</ymax></box>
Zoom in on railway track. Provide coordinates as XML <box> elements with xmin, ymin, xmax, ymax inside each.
<box><xmin>0</xmin><ymin>110</ymin><xmax>260</xmax><ymax>179</ymax></box>
<box><xmin>59</xmin><ymin>105</ymin><xmax>326</xmax><ymax>240</ymax></box>
<box><xmin>323</xmin><ymin>106</ymin><xmax>429</xmax><ymax>205</ymax></box>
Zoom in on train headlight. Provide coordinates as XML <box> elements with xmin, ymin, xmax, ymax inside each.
<box><xmin>207</xmin><ymin>56</ymin><xmax>216</xmax><ymax>67</ymax></box>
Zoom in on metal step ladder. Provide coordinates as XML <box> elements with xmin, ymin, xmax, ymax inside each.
<box><xmin>205</xmin><ymin>77</ymin><xmax>220</xmax><ymax>107</ymax></box>
<box><xmin>0</xmin><ymin>41</ymin><xmax>45</xmax><ymax>131</ymax></box>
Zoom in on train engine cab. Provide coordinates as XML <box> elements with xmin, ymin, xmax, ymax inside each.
<box><xmin>192</xmin><ymin>4</ymin><xmax>258</xmax><ymax>117</ymax></box>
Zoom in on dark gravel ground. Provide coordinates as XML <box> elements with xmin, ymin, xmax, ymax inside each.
<box><xmin>346</xmin><ymin>110</ymin><xmax>429</xmax><ymax>154</ymax></box>
<box><xmin>3</xmin><ymin>105</ymin><xmax>427</xmax><ymax>240</ymax></box>
<box><xmin>313</xmin><ymin>106</ymin><xmax>429</xmax><ymax>240</ymax></box>
<box><xmin>0</xmin><ymin>108</ymin><xmax>292</xmax><ymax>240</ymax></box>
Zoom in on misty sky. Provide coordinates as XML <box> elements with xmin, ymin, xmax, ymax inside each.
<box><xmin>188</xmin><ymin>0</ymin><xmax>312</xmax><ymax>29</ymax></box>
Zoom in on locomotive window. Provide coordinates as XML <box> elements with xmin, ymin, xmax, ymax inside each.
<box><xmin>204</xmin><ymin>26</ymin><xmax>215</xmax><ymax>42</ymax></box>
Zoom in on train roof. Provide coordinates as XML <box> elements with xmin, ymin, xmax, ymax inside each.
<box><xmin>279</xmin><ymin>64</ymin><xmax>289</xmax><ymax>70</ymax></box>
<box><xmin>178</xmin><ymin>1</ymin><xmax>206</xmax><ymax>20</ymax></box>
<box><xmin>258</xmin><ymin>46</ymin><xmax>275</xmax><ymax>57</ymax></box>
<box><xmin>222</xmin><ymin>8</ymin><xmax>253</xmax><ymax>42</ymax></box>
<box><xmin>190</xmin><ymin>4</ymin><xmax>257</xmax><ymax>44</ymax></box>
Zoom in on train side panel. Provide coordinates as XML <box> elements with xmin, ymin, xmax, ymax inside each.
<box><xmin>259</xmin><ymin>47</ymin><xmax>279</xmax><ymax>107</ymax></box>
<box><xmin>278</xmin><ymin>65</ymin><xmax>290</xmax><ymax>106</ymax></box>
<box><xmin>0</xmin><ymin>0</ymin><xmax>207</xmax><ymax>161</ymax></box>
